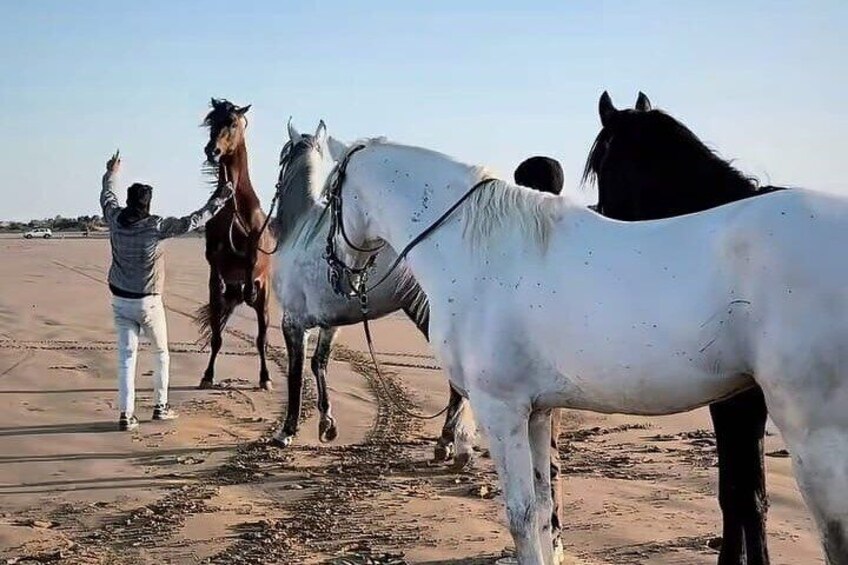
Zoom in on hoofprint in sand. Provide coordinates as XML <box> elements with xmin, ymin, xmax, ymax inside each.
<box><xmin>0</xmin><ymin>237</ymin><xmax>821</xmax><ymax>563</ymax></box>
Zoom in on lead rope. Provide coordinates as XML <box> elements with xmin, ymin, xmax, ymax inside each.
<box><xmin>357</xmin><ymin>277</ymin><xmax>449</xmax><ymax>421</ymax></box>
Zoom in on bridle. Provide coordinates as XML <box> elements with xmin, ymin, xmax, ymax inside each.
<box><xmin>325</xmin><ymin>144</ymin><xmax>495</xmax><ymax>302</ymax></box>
<box><xmin>324</xmin><ymin>144</ymin><xmax>379</xmax><ymax>298</ymax></box>
<box><xmin>323</xmin><ymin>142</ymin><xmax>494</xmax><ymax>420</ymax></box>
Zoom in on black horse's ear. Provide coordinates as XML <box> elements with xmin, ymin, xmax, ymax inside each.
<box><xmin>210</xmin><ymin>97</ymin><xmax>221</xmax><ymax>108</ymax></box>
<box><xmin>236</xmin><ymin>104</ymin><xmax>251</xmax><ymax>115</ymax></box>
<box><xmin>635</xmin><ymin>91</ymin><xmax>652</xmax><ymax>112</ymax></box>
<box><xmin>599</xmin><ymin>91</ymin><xmax>617</xmax><ymax>127</ymax></box>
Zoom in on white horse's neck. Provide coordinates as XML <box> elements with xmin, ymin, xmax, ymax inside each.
<box><xmin>276</xmin><ymin>145</ymin><xmax>332</xmax><ymax>247</ymax></box>
<box><xmin>343</xmin><ymin>142</ymin><xmax>572</xmax><ymax>298</ymax></box>
<box><xmin>350</xmin><ymin>143</ymin><xmax>487</xmax><ymax>241</ymax></box>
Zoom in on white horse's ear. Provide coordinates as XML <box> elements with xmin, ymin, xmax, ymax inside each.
<box><xmin>327</xmin><ymin>136</ymin><xmax>350</xmax><ymax>161</ymax></box>
<box><xmin>287</xmin><ymin>117</ymin><xmax>301</xmax><ymax>142</ymax></box>
<box><xmin>315</xmin><ymin>119</ymin><xmax>327</xmax><ymax>142</ymax></box>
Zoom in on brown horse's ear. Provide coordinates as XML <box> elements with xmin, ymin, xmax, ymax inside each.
<box><xmin>236</xmin><ymin>104</ymin><xmax>251</xmax><ymax>115</ymax></box>
<box><xmin>599</xmin><ymin>91</ymin><xmax>617</xmax><ymax>127</ymax></box>
<box><xmin>635</xmin><ymin>91</ymin><xmax>652</xmax><ymax>112</ymax></box>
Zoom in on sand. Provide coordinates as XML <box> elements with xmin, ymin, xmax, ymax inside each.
<box><xmin>0</xmin><ymin>236</ymin><xmax>822</xmax><ymax>564</ymax></box>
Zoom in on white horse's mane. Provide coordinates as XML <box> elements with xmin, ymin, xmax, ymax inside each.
<box><xmin>461</xmin><ymin>179</ymin><xmax>566</xmax><ymax>253</ymax></box>
<box><xmin>333</xmin><ymin>137</ymin><xmax>567</xmax><ymax>254</ymax></box>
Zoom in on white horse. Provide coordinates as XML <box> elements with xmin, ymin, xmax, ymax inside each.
<box><xmin>269</xmin><ymin>120</ymin><xmax>476</xmax><ymax>465</ymax></box>
<box><xmin>325</xmin><ymin>137</ymin><xmax>848</xmax><ymax>565</ymax></box>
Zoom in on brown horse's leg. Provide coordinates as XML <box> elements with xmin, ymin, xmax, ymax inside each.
<box><xmin>311</xmin><ymin>326</ymin><xmax>338</xmax><ymax>443</ymax></box>
<box><xmin>253</xmin><ymin>282</ymin><xmax>271</xmax><ymax>390</ymax></box>
<box><xmin>274</xmin><ymin>314</ymin><xmax>305</xmax><ymax>447</ymax></box>
<box><xmin>199</xmin><ymin>272</ymin><xmax>227</xmax><ymax>389</ymax></box>
<box><xmin>244</xmin><ymin>246</ymin><xmax>259</xmax><ymax>306</ymax></box>
<box><xmin>711</xmin><ymin>386</ymin><xmax>770</xmax><ymax>565</ymax></box>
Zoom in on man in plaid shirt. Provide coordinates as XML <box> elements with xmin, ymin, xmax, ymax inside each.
<box><xmin>101</xmin><ymin>151</ymin><xmax>232</xmax><ymax>431</ymax></box>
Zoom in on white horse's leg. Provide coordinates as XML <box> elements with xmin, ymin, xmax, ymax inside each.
<box><xmin>472</xmin><ymin>393</ymin><xmax>544</xmax><ymax>564</ymax></box>
<box><xmin>756</xmin><ymin>332</ymin><xmax>848</xmax><ymax>564</ymax></box>
<box><xmin>311</xmin><ymin>326</ymin><xmax>339</xmax><ymax>443</ymax></box>
<box><xmin>529</xmin><ymin>409</ymin><xmax>555</xmax><ymax>565</ymax></box>
<box><xmin>783</xmin><ymin>427</ymin><xmax>848</xmax><ymax>564</ymax></box>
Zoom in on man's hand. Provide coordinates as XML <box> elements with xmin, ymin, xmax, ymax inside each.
<box><xmin>106</xmin><ymin>149</ymin><xmax>121</xmax><ymax>175</ymax></box>
<box><xmin>218</xmin><ymin>181</ymin><xmax>234</xmax><ymax>200</ymax></box>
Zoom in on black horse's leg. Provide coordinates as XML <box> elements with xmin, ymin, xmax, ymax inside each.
<box><xmin>311</xmin><ymin>326</ymin><xmax>339</xmax><ymax>443</ymax></box>
<box><xmin>253</xmin><ymin>282</ymin><xmax>271</xmax><ymax>391</ymax></box>
<box><xmin>273</xmin><ymin>315</ymin><xmax>305</xmax><ymax>447</ymax></box>
<box><xmin>711</xmin><ymin>386</ymin><xmax>770</xmax><ymax>565</ymax></box>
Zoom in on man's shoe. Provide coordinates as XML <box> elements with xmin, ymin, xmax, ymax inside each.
<box><xmin>119</xmin><ymin>413</ymin><xmax>139</xmax><ymax>431</ymax></box>
<box><xmin>152</xmin><ymin>404</ymin><xmax>179</xmax><ymax>421</ymax></box>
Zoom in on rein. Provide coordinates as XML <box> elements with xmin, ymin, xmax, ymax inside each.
<box><xmin>324</xmin><ymin>143</ymin><xmax>494</xmax><ymax>421</ymax></box>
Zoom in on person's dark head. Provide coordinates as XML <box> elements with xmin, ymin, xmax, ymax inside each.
<box><xmin>514</xmin><ymin>156</ymin><xmax>564</xmax><ymax>195</ymax></box>
<box><xmin>117</xmin><ymin>183</ymin><xmax>153</xmax><ymax>227</ymax></box>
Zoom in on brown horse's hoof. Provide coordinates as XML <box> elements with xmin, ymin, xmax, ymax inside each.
<box><xmin>259</xmin><ymin>380</ymin><xmax>273</xmax><ymax>391</ymax></box>
<box><xmin>198</xmin><ymin>379</ymin><xmax>215</xmax><ymax>390</ymax></box>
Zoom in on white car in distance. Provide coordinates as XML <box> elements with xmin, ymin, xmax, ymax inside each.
<box><xmin>23</xmin><ymin>228</ymin><xmax>53</xmax><ymax>239</ymax></box>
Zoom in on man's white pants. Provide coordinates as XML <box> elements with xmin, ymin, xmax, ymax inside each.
<box><xmin>111</xmin><ymin>295</ymin><xmax>170</xmax><ymax>417</ymax></box>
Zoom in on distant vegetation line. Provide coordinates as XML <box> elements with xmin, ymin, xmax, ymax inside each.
<box><xmin>0</xmin><ymin>214</ymin><xmax>205</xmax><ymax>233</ymax></box>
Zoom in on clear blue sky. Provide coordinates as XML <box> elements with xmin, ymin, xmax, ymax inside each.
<box><xmin>0</xmin><ymin>1</ymin><xmax>844</xmax><ymax>220</ymax></box>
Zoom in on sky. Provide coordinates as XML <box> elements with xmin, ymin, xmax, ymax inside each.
<box><xmin>0</xmin><ymin>1</ymin><xmax>845</xmax><ymax>221</ymax></box>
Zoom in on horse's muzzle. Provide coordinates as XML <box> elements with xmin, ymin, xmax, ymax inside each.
<box><xmin>204</xmin><ymin>145</ymin><xmax>221</xmax><ymax>165</ymax></box>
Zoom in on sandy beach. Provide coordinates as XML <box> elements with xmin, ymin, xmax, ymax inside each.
<box><xmin>0</xmin><ymin>236</ymin><xmax>823</xmax><ymax>564</ymax></box>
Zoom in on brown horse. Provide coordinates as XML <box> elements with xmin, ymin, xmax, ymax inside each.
<box><xmin>196</xmin><ymin>98</ymin><xmax>274</xmax><ymax>391</ymax></box>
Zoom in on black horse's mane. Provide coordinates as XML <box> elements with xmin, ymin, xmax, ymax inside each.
<box><xmin>581</xmin><ymin>109</ymin><xmax>770</xmax><ymax>201</ymax></box>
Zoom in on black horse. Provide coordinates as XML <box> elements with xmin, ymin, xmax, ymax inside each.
<box><xmin>584</xmin><ymin>91</ymin><xmax>783</xmax><ymax>565</ymax></box>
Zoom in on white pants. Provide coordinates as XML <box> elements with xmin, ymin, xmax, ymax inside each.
<box><xmin>111</xmin><ymin>295</ymin><xmax>170</xmax><ymax>417</ymax></box>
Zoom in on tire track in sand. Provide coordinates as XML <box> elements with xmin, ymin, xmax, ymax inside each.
<box><xmin>203</xmin><ymin>346</ymin><xmax>430</xmax><ymax>564</ymax></box>
<box><xmin>0</xmin><ymin>263</ymin><xmax>300</xmax><ymax>563</ymax></box>
<box><xmin>11</xmin><ymin>261</ymin><xmax>432</xmax><ymax>564</ymax></box>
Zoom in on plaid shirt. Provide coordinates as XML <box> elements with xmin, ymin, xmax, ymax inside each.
<box><xmin>100</xmin><ymin>172</ymin><xmax>229</xmax><ymax>296</ymax></box>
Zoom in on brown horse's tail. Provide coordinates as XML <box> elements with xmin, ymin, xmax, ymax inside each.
<box><xmin>194</xmin><ymin>300</ymin><xmax>237</xmax><ymax>347</ymax></box>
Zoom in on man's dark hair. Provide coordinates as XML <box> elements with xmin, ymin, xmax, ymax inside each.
<box><xmin>117</xmin><ymin>183</ymin><xmax>153</xmax><ymax>227</ymax></box>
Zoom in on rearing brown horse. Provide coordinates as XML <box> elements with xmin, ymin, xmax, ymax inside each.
<box><xmin>196</xmin><ymin>98</ymin><xmax>273</xmax><ymax>390</ymax></box>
